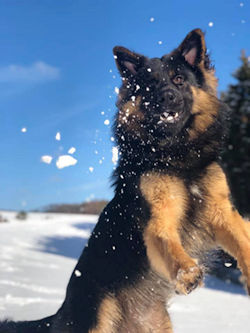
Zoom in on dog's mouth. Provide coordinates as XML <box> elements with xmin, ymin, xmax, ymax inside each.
<box><xmin>158</xmin><ymin>111</ymin><xmax>182</xmax><ymax>124</ymax></box>
<box><xmin>148</xmin><ymin>106</ymin><xmax>191</xmax><ymax>139</ymax></box>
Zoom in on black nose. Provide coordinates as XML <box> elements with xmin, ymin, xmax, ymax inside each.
<box><xmin>159</xmin><ymin>89</ymin><xmax>177</xmax><ymax>105</ymax></box>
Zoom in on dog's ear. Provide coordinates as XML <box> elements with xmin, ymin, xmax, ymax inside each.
<box><xmin>177</xmin><ymin>29</ymin><xmax>207</xmax><ymax>67</ymax></box>
<box><xmin>113</xmin><ymin>46</ymin><xmax>145</xmax><ymax>77</ymax></box>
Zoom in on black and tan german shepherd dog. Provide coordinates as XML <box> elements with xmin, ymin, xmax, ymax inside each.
<box><xmin>1</xmin><ymin>29</ymin><xmax>250</xmax><ymax>333</ymax></box>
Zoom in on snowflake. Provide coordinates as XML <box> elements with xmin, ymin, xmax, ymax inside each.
<box><xmin>55</xmin><ymin>132</ymin><xmax>61</xmax><ymax>141</ymax></box>
<box><xmin>41</xmin><ymin>155</ymin><xmax>53</xmax><ymax>164</ymax></box>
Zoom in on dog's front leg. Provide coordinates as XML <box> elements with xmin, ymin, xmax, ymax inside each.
<box><xmin>202</xmin><ymin>163</ymin><xmax>250</xmax><ymax>294</ymax></box>
<box><xmin>140</xmin><ymin>173</ymin><xmax>203</xmax><ymax>295</ymax></box>
<box><xmin>212</xmin><ymin>209</ymin><xmax>250</xmax><ymax>294</ymax></box>
<box><xmin>244</xmin><ymin>219</ymin><xmax>250</xmax><ymax>241</ymax></box>
<box><xmin>144</xmin><ymin>228</ymin><xmax>203</xmax><ymax>295</ymax></box>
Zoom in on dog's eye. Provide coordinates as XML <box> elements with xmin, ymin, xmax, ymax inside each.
<box><xmin>173</xmin><ymin>75</ymin><xmax>185</xmax><ymax>85</ymax></box>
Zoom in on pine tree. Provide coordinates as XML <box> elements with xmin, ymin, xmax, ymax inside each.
<box><xmin>222</xmin><ymin>51</ymin><xmax>250</xmax><ymax>214</ymax></box>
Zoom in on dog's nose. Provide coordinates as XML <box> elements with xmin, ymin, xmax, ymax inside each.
<box><xmin>159</xmin><ymin>89</ymin><xmax>177</xmax><ymax>106</ymax></box>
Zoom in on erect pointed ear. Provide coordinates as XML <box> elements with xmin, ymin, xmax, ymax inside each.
<box><xmin>178</xmin><ymin>29</ymin><xmax>207</xmax><ymax>67</ymax></box>
<box><xmin>113</xmin><ymin>46</ymin><xmax>145</xmax><ymax>77</ymax></box>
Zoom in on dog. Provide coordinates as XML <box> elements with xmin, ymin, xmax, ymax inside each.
<box><xmin>1</xmin><ymin>28</ymin><xmax>250</xmax><ymax>333</ymax></box>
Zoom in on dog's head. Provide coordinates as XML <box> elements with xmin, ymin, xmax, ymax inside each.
<box><xmin>113</xmin><ymin>29</ymin><xmax>224</xmax><ymax>151</ymax></box>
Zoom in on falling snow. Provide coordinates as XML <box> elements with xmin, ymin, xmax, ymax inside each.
<box><xmin>104</xmin><ymin>119</ymin><xmax>110</xmax><ymax>126</ymax></box>
<box><xmin>74</xmin><ymin>269</ymin><xmax>82</xmax><ymax>277</ymax></box>
<box><xmin>114</xmin><ymin>87</ymin><xmax>119</xmax><ymax>94</ymax></box>
<box><xmin>55</xmin><ymin>132</ymin><xmax>61</xmax><ymax>141</ymax></box>
<box><xmin>41</xmin><ymin>155</ymin><xmax>53</xmax><ymax>164</ymax></box>
<box><xmin>208</xmin><ymin>22</ymin><xmax>214</xmax><ymax>27</ymax></box>
<box><xmin>112</xmin><ymin>146</ymin><xmax>119</xmax><ymax>165</ymax></box>
<box><xmin>149</xmin><ymin>17</ymin><xmax>155</xmax><ymax>22</ymax></box>
<box><xmin>89</xmin><ymin>166</ymin><xmax>94</xmax><ymax>173</ymax></box>
<box><xmin>224</xmin><ymin>262</ymin><xmax>233</xmax><ymax>268</ymax></box>
<box><xmin>68</xmin><ymin>147</ymin><xmax>76</xmax><ymax>154</ymax></box>
<box><xmin>56</xmin><ymin>155</ymin><xmax>77</xmax><ymax>169</ymax></box>
<box><xmin>21</xmin><ymin>127</ymin><xmax>27</xmax><ymax>133</ymax></box>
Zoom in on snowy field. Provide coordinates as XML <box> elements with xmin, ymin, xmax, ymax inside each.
<box><xmin>0</xmin><ymin>211</ymin><xmax>249</xmax><ymax>332</ymax></box>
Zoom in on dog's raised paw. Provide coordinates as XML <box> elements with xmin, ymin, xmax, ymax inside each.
<box><xmin>175</xmin><ymin>265</ymin><xmax>203</xmax><ymax>295</ymax></box>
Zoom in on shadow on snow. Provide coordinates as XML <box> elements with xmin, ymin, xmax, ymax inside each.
<box><xmin>204</xmin><ymin>275</ymin><xmax>246</xmax><ymax>295</ymax></box>
<box><xmin>37</xmin><ymin>222</ymin><xmax>95</xmax><ymax>260</ymax></box>
<box><xmin>36</xmin><ymin>221</ymin><xmax>247</xmax><ymax>296</ymax></box>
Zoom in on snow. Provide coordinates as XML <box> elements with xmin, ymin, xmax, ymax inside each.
<box><xmin>56</xmin><ymin>155</ymin><xmax>77</xmax><ymax>169</ymax></box>
<box><xmin>104</xmin><ymin>119</ymin><xmax>110</xmax><ymax>125</ymax></box>
<box><xmin>208</xmin><ymin>22</ymin><xmax>214</xmax><ymax>27</ymax></box>
<box><xmin>74</xmin><ymin>269</ymin><xmax>82</xmax><ymax>277</ymax></box>
<box><xmin>0</xmin><ymin>211</ymin><xmax>96</xmax><ymax>320</ymax></box>
<box><xmin>55</xmin><ymin>132</ymin><xmax>61</xmax><ymax>141</ymax></box>
<box><xmin>224</xmin><ymin>262</ymin><xmax>233</xmax><ymax>267</ymax></box>
<box><xmin>67</xmin><ymin>147</ymin><xmax>76</xmax><ymax>155</ymax></box>
<box><xmin>0</xmin><ymin>211</ymin><xmax>249</xmax><ymax>332</ymax></box>
<box><xmin>41</xmin><ymin>155</ymin><xmax>53</xmax><ymax>164</ymax></box>
<box><xmin>21</xmin><ymin>127</ymin><xmax>27</xmax><ymax>133</ymax></box>
<box><xmin>89</xmin><ymin>166</ymin><xmax>94</xmax><ymax>172</ymax></box>
<box><xmin>112</xmin><ymin>146</ymin><xmax>119</xmax><ymax>165</ymax></box>
<box><xmin>169</xmin><ymin>278</ymin><xmax>250</xmax><ymax>333</ymax></box>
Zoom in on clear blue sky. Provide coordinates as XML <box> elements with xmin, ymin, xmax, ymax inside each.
<box><xmin>0</xmin><ymin>0</ymin><xmax>249</xmax><ymax>211</ymax></box>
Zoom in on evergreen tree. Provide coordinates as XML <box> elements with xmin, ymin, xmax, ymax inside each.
<box><xmin>222</xmin><ymin>51</ymin><xmax>250</xmax><ymax>214</ymax></box>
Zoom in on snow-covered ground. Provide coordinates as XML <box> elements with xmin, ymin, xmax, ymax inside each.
<box><xmin>0</xmin><ymin>211</ymin><xmax>249</xmax><ymax>332</ymax></box>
